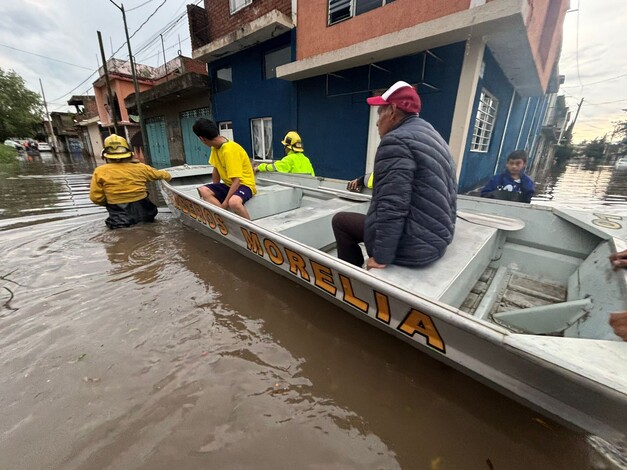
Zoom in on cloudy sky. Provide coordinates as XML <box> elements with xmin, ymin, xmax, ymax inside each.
<box><xmin>1</xmin><ymin>0</ymin><xmax>625</xmax><ymax>143</ymax></box>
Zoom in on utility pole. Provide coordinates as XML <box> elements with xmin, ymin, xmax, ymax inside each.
<box><xmin>109</xmin><ymin>0</ymin><xmax>151</xmax><ymax>164</ymax></box>
<box><xmin>39</xmin><ymin>78</ymin><xmax>59</xmax><ymax>153</ymax></box>
<box><xmin>567</xmin><ymin>97</ymin><xmax>585</xmax><ymax>136</ymax></box>
<box><xmin>160</xmin><ymin>34</ymin><xmax>168</xmax><ymax>80</ymax></box>
<box><xmin>97</xmin><ymin>30</ymin><xmax>119</xmax><ymax>134</ymax></box>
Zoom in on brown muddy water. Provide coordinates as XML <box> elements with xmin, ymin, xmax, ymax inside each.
<box><xmin>1</xmin><ymin>153</ymin><xmax>626</xmax><ymax>469</ymax></box>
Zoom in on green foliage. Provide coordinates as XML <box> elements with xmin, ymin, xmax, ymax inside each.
<box><xmin>0</xmin><ymin>68</ymin><xmax>43</xmax><ymax>141</ymax></box>
<box><xmin>583</xmin><ymin>137</ymin><xmax>607</xmax><ymax>159</ymax></box>
<box><xmin>554</xmin><ymin>144</ymin><xmax>574</xmax><ymax>163</ymax></box>
<box><xmin>0</xmin><ymin>144</ymin><xmax>18</xmax><ymax>163</ymax></box>
<box><xmin>614</xmin><ymin>119</ymin><xmax>627</xmax><ymax>142</ymax></box>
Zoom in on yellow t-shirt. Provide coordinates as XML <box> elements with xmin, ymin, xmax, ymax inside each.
<box><xmin>90</xmin><ymin>162</ymin><xmax>171</xmax><ymax>205</ymax></box>
<box><xmin>209</xmin><ymin>141</ymin><xmax>257</xmax><ymax>195</ymax></box>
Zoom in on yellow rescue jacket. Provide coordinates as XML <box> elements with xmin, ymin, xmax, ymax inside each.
<box><xmin>90</xmin><ymin>161</ymin><xmax>171</xmax><ymax>205</ymax></box>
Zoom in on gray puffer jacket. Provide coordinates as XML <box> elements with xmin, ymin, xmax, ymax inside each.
<box><xmin>364</xmin><ymin>115</ymin><xmax>457</xmax><ymax>267</ymax></box>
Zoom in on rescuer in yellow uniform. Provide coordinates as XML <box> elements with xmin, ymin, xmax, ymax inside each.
<box><xmin>254</xmin><ymin>131</ymin><xmax>315</xmax><ymax>176</ymax></box>
<box><xmin>89</xmin><ymin>134</ymin><xmax>171</xmax><ymax>229</ymax></box>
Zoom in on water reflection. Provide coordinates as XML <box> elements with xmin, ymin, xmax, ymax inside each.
<box><xmin>534</xmin><ymin>156</ymin><xmax>627</xmax><ymax>212</ymax></box>
<box><xmin>0</xmin><ymin>153</ymin><xmax>625</xmax><ymax>469</ymax></box>
<box><xmin>0</xmin><ymin>153</ymin><xmax>102</xmax><ymax>230</ymax></box>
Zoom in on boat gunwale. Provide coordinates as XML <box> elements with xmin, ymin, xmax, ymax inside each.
<box><xmin>160</xmin><ymin>176</ymin><xmax>515</xmax><ymax>343</ymax></box>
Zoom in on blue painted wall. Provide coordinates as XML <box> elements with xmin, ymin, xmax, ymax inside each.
<box><xmin>297</xmin><ymin>42</ymin><xmax>466</xmax><ymax>179</ymax></box>
<box><xmin>208</xmin><ymin>33</ymin><xmax>296</xmax><ymax>159</ymax></box>
<box><xmin>459</xmin><ymin>48</ymin><xmax>553</xmax><ymax>192</ymax></box>
<box><xmin>459</xmin><ymin>47</ymin><xmax>517</xmax><ymax>192</ymax></box>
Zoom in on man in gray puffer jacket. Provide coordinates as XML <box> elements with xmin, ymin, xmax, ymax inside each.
<box><xmin>332</xmin><ymin>81</ymin><xmax>457</xmax><ymax>269</ymax></box>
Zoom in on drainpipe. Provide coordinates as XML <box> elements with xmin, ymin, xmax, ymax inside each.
<box><xmin>525</xmin><ymin>97</ymin><xmax>542</xmax><ymax>152</ymax></box>
<box><xmin>515</xmin><ymin>97</ymin><xmax>531</xmax><ymax>149</ymax></box>
<box><xmin>493</xmin><ymin>89</ymin><xmax>516</xmax><ymax>175</ymax></box>
<box><xmin>527</xmin><ymin>95</ymin><xmax>545</xmax><ymax>166</ymax></box>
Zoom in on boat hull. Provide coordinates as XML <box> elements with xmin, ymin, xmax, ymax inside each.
<box><xmin>160</xmin><ymin>169</ymin><xmax>627</xmax><ymax>447</ymax></box>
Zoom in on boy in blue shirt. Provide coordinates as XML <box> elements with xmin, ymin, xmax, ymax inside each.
<box><xmin>480</xmin><ymin>150</ymin><xmax>535</xmax><ymax>203</ymax></box>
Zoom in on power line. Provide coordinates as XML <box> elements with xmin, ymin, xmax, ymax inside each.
<box><xmin>126</xmin><ymin>0</ymin><xmax>170</xmax><ymax>45</ymax></box>
<box><xmin>127</xmin><ymin>0</ymin><xmax>160</xmax><ymax>12</ymax></box>
<box><xmin>51</xmin><ymin>0</ymin><xmax>199</xmax><ymax>103</ymax></box>
<box><xmin>586</xmin><ymin>98</ymin><xmax>627</xmax><ymax>106</ymax></box>
<box><xmin>562</xmin><ymin>73</ymin><xmax>627</xmax><ymax>89</ymax></box>
<box><xmin>0</xmin><ymin>43</ymin><xmax>93</xmax><ymax>70</ymax></box>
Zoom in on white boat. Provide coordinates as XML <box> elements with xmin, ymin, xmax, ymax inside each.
<box><xmin>160</xmin><ymin>165</ymin><xmax>627</xmax><ymax>446</ymax></box>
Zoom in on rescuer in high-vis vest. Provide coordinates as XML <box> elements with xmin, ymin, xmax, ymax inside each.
<box><xmin>254</xmin><ymin>131</ymin><xmax>315</xmax><ymax>176</ymax></box>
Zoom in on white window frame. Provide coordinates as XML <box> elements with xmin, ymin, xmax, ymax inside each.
<box><xmin>250</xmin><ymin>117</ymin><xmax>273</xmax><ymax>161</ymax></box>
<box><xmin>471</xmin><ymin>89</ymin><xmax>498</xmax><ymax>153</ymax></box>
<box><xmin>230</xmin><ymin>0</ymin><xmax>252</xmax><ymax>14</ymax></box>
<box><xmin>219</xmin><ymin>121</ymin><xmax>233</xmax><ymax>141</ymax></box>
<box><xmin>328</xmin><ymin>0</ymin><xmax>394</xmax><ymax>25</ymax></box>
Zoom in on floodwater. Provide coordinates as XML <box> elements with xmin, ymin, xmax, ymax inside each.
<box><xmin>1</xmin><ymin>153</ymin><xmax>626</xmax><ymax>470</ymax></box>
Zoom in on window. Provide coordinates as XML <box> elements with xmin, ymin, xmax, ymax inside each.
<box><xmin>328</xmin><ymin>0</ymin><xmax>395</xmax><ymax>25</ymax></box>
<box><xmin>251</xmin><ymin>117</ymin><xmax>272</xmax><ymax>160</ymax></box>
<box><xmin>230</xmin><ymin>0</ymin><xmax>252</xmax><ymax>14</ymax></box>
<box><xmin>214</xmin><ymin>66</ymin><xmax>232</xmax><ymax>93</ymax></box>
<box><xmin>264</xmin><ymin>46</ymin><xmax>291</xmax><ymax>79</ymax></box>
<box><xmin>471</xmin><ymin>89</ymin><xmax>498</xmax><ymax>153</ymax></box>
<box><xmin>219</xmin><ymin>121</ymin><xmax>234</xmax><ymax>141</ymax></box>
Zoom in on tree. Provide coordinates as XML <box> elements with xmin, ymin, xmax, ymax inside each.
<box><xmin>0</xmin><ymin>68</ymin><xmax>43</xmax><ymax>141</ymax></box>
<box><xmin>583</xmin><ymin>137</ymin><xmax>606</xmax><ymax>159</ymax></box>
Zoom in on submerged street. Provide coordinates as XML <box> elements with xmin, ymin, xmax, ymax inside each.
<box><xmin>0</xmin><ymin>153</ymin><xmax>626</xmax><ymax>469</ymax></box>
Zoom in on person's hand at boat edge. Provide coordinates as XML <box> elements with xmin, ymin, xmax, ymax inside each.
<box><xmin>609</xmin><ymin>249</ymin><xmax>627</xmax><ymax>270</ymax></box>
<box><xmin>366</xmin><ymin>257</ymin><xmax>386</xmax><ymax>270</ymax></box>
<box><xmin>346</xmin><ymin>177</ymin><xmax>364</xmax><ymax>192</ymax></box>
<box><xmin>609</xmin><ymin>249</ymin><xmax>627</xmax><ymax>341</ymax></box>
<box><xmin>609</xmin><ymin>313</ymin><xmax>627</xmax><ymax>342</ymax></box>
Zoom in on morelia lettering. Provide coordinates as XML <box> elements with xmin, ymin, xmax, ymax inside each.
<box><xmin>168</xmin><ymin>190</ymin><xmax>229</xmax><ymax>236</ymax></box>
<box><xmin>239</xmin><ymin>227</ymin><xmax>445</xmax><ymax>354</ymax></box>
<box><xmin>169</xmin><ymin>191</ymin><xmax>445</xmax><ymax>355</ymax></box>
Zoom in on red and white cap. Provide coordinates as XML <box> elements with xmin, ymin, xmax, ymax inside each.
<box><xmin>366</xmin><ymin>81</ymin><xmax>421</xmax><ymax>114</ymax></box>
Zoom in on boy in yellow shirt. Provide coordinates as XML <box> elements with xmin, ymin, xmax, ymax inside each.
<box><xmin>89</xmin><ymin>134</ymin><xmax>171</xmax><ymax>229</ymax></box>
<box><xmin>193</xmin><ymin>118</ymin><xmax>256</xmax><ymax>220</ymax></box>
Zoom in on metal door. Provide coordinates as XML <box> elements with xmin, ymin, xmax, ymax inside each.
<box><xmin>181</xmin><ymin>108</ymin><xmax>211</xmax><ymax>165</ymax></box>
<box><xmin>145</xmin><ymin>116</ymin><xmax>171</xmax><ymax>168</ymax></box>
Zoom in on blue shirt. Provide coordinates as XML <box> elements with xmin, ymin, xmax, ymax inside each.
<box><xmin>480</xmin><ymin>171</ymin><xmax>535</xmax><ymax>203</ymax></box>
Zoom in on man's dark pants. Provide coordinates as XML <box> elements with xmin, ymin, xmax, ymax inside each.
<box><xmin>332</xmin><ymin>212</ymin><xmax>367</xmax><ymax>267</ymax></box>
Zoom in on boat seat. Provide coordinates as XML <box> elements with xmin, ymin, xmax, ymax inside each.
<box><xmin>257</xmin><ymin>199</ymin><xmax>369</xmax><ymax>250</ymax></box>
<box><xmin>246</xmin><ymin>185</ymin><xmax>303</xmax><ymax>220</ymax></box>
<box><xmin>170</xmin><ymin>183</ymin><xmax>303</xmax><ymax>220</ymax></box>
<box><xmin>492</xmin><ymin>298</ymin><xmax>592</xmax><ymax>334</ymax></box>
<box><xmin>369</xmin><ymin>219</ymin><xmax>500</xmax><ymax>308</ymax></box>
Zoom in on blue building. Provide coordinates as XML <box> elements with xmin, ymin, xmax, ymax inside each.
<box><xmin>189</xmin><ymin>0</ymin><xmax>569</xmax><ymax>191</ymax></box>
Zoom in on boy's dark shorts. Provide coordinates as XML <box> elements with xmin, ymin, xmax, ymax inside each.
<box><xmin>203</xmin><ymin>183</ymin><xmax>253</xmax><ymax>204</ymax></box>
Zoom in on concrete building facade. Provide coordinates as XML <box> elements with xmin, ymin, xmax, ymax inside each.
<box><xmin>187</xmin><ymin>0</ymin><xmax>569</xmax><ymax>189</ymax></box>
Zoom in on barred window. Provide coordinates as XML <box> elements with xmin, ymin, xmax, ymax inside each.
<box><xmin>471</xmin><ymin>89</ymin><xmax>498</xmax><ymax>153</ymax></box>
<box><xmin>328</xmin><ymin>0</ymin><xmax>395</xmax><ymax>25</ymax></box>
